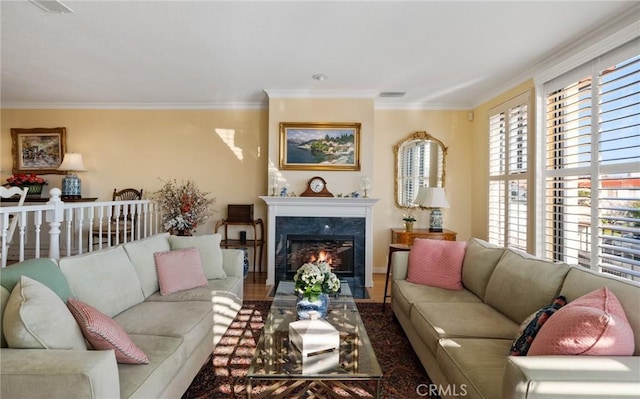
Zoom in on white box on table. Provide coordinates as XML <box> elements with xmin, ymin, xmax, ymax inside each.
<box><xmin>289</xmin><ymin>313</ymin><xmax>340</xmax><ymax>358</ymax></box>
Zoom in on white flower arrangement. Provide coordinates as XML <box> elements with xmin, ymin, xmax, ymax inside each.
<box><xmin>293</xmin><ymin>261</ymin><xmax>341</xmax><ymax>302</ymax></box>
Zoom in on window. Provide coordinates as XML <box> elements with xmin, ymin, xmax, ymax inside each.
<box><xmin>543</xmin><ymin>40</ymin><xmax>640</xmax><ymax>281</ymax></box>
<box><xmin>488</xmin><ymin>91</ymin><xmax>531</xmax><ymax>251</ymax></box>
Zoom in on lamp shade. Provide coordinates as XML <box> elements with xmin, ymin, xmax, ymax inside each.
<box><xmin>57</xmin><ymin>153</ymin><xmax>86</xmax><ymax>172</ymax></box>
<box><xmin>416</xmin><ymin>187</ymin><xmax>449</xmax><ymax>209</ymax></box>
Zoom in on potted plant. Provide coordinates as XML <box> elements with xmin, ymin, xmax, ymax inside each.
<box><xmin>154</xmin><ymin>179</ymin><xmax>215</xmax><ymax>236</ymax></box>
<box><xmin>6</xmin><ymin>174</ymin><xmax>48</xmax><ymax>198</ymax></box>
<box><xmin>293</xmin><ymin>261</ymin><xmax>341</xmax><ymax>319</ymax></box>
<box><xmin>403</xmin><ymin>208</ymin><xmax>417</xmax><ymax>232</ymax></box>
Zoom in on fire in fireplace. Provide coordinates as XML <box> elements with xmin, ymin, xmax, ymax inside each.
<box><xmin>286</xmin><ymin>235</ymin><xmax>355</xmax><ymax>279</ymax></box>
<box><xmin>274</xmin><ymin>216</ymin><xmax>367</xmax><ymax>299</ymax></box>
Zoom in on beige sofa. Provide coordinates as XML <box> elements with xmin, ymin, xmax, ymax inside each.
<box><xmin>391</xmin><ymin>237</ymin><xmax>640</xmax><ymax>399</ymax></box>
<box><xmin>0</xmin><ymin>232</ymin><xmax>244</xmax><ymax>399</ymax></box>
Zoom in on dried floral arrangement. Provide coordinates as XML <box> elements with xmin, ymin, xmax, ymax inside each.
<box><xmin>154</xmin><ymin>179</ymin><xmax>214</xmax><ymax>234</ymax></box>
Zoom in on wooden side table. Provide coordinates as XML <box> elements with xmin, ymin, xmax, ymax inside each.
<box><xmin>215</xmin><ymin>218</ymin><xmax>265</xmax><ymax>278</ymax></box>
<box><xmin>383</xmin><ymin>228</ymin><xmax>457</xmax><ymax>310</ymax></box>
<box><xmin>382</xmin><ymin>244</ymin><xmax>410</xmax><ymax>310</ymax></box>
<box><xmin>390</xmin><ymin>228</ymin><xmax>457</xmax><ymax>245</ymax></box>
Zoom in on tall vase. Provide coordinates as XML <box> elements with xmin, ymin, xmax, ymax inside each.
<box><xmin>296</xmin><ymin>293</ymin><xmax>329</xmax><ymax>320</ymax></box>
<box><xmin>175</xmin><ymin>229</ymin><xmax>192</xmax><ymax>236</ymax></box>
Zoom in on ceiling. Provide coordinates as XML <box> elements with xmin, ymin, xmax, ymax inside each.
<box><xmin>1</xmin><ymin>1</ymin><xmax>638</xmax><ymax>109</ymax></box>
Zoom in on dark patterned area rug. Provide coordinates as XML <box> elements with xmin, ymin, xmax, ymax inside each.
<box><xmin>182</xmin><ymin>301</ymin><xmax>439</xmax><ymax>399</ymax></box>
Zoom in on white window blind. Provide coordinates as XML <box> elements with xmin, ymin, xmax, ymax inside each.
<box><xmin>488</xmin><ymin>91</ymin><xmax>531</xmax><ymax>251</ymax></box>
<box><xmin>543</xmin><ymin>39</ymin><xmax>640</xmax><ymax>281</ymax></box>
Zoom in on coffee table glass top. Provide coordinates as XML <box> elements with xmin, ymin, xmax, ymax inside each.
<box><xmin>247</xmin><ymin>281</ymin><xmax>382</xmax><ymax>380</ymax></box>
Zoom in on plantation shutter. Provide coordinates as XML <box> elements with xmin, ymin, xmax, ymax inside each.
<box><xmin>543</xmin><ymin>38</ymin><xmax>640</xmax><ymax>281</ymax></box>
<box><xmin>488</xmin><ymin>91</ymin><xmax>531</xmax><ymax>251</ymax></box>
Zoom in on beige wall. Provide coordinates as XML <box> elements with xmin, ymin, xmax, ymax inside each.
<box><xmin>373</xmin><ymin>109</ymin><xmax>473</xmax><ymax>269</ymax></box>
<box><xmin>469</xmin><ymin>79</ymin><xmax>535</xmax><ymax>241</ymax></box>
<box><xmin>1</xmin><ymin>95</ymin><xmax>486</xmax><ymax>274</ymax></box>
<box><xmin>1</xmin><ymin>108</ymin><xmax>269</xmax><ymax>235</ymax></box>
<box><xmin>266</xmin><ymin>97</ymin><xmax>375</xmax><ymax>195</ymax></box>
<box><xmin>265</xmin><ymin>98</ymin><xmax>473</xmax><ymax>272</ymax></box>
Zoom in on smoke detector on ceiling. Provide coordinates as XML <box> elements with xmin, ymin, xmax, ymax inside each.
<box><xmin>379</xmin><ymin>92</ymin><xmax>407</xmax><ymax>98</ymax></box>
<box><xmin>30</xmin><ymin>1</ymin><xmax>74</xmax><ymax>14</ymax></box>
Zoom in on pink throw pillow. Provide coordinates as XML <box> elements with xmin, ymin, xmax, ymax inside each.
<box><xmin>67</xmin><ymin>298</ymin><xmax>149</xmax><ymax>364</ymax></box>
<box><xmin>528</xmin><ymin>286</ymin><xmax>635</xmax><ymax>356</ymax></box>
<box><xmin>154</xmin><ymin>247</ymin><xmax>208</xmax><ymax>296</ymax></box>
<box><xmin>406</xmin><ymin>239</ymin><xmax>467</xmax><ymax>290</ymax></box>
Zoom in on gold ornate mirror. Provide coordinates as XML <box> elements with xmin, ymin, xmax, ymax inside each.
<box><xmin>394</xmin><ymin>131</ymin><xmax>448</xmax><ymax>209</ymax></box>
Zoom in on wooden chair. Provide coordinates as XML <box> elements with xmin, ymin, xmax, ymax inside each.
<box><xmin>91</xmin><ymin>188</ymin><xmax>143</xmax><ymax>248</ymax></box>
<box><xmin>1</xmin><ymin>186</ymin><xmax>29</xmax><ymax>267</ymax></box>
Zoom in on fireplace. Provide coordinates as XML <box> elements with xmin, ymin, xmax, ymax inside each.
<box><xmin>275</xmin><ymin>216</ymin><xmax>366</xmax><ymax>298</ymax></box>
<box><xmin>286</xmin><ymin>234</ymin><xmax>355</xmax><ymax>278</ymax></box>
<box><xmin>260</xmin><ymin>196</ymin><xmax>379</xmax><ymax>297</ymax></box>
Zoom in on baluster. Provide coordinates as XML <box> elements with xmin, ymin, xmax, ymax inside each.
<box><xmin>87</xmin><ymin>205</ymin><xmax>95</xmax><ymax>252</ymax></box>
<box><xmin>64</xmin><ymin>208</ymin><xmax>73</xmax><ymax>257</ymax></box>
<box><xmin>96</xmin><ymin>205</ymin><xmax>105</xmax><ymax>250</ymax></box>
<box><xmin>106</xmin><ymin>205</ymin><xmax>114</xmax><ymax>247</ymax></box>
<box><xmin>121</xmin><ymin>203</ymin><xmax>129</xmax><ymax>243</ymax></box>
<box><xmin>34</xmin><ymin>210</ymin><xmax>42</xmax><ymax>259</ymax></box>
<box><xmin>1</xmin><ymin>213</ymin><xmax>9</xmax><ymax>267</ymax></box>
<box><xmin>75</xmin><ymin>207</ymin><xmax>85</xmax><ymax>255</ymax></box>
<box><xmin>114</xmin><ymin>205</ymin><xmax>122</xmax><ymax>245</ymax></box>
<box><xmin>18</xmin><ymin>212</ymin><xmax>27</xmax><ymax>262</ymax></box>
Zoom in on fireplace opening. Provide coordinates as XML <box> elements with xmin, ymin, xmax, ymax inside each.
<box><xmin>286</xmin><ymin>234</ymin><xmax>354</xmax><ymax>279</ymax></box>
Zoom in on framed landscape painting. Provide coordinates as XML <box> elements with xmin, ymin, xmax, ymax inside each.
<box><xmin>11</xmin><ymin>127</ymin><xmax>67</xmax><ymax>174</ymax></box>
<box><xmin>279</xmin><ymin>122</ymin><xmax>361</xmax><ymax>171</ymax></box>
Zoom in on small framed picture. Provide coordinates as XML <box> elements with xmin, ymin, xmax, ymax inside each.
<box><xmin>11</xmin><ymin>127</ymin><xmax>67</xmax><ymax>174</ymax></box>
<box><xmin>279</xmin><ymin>122</ymin><xmax>361</xmax><ymax>171</ymax></box>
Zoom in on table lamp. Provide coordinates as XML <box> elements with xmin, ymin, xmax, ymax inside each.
<box><xmin>57</xmin><ymin>153</ymin><xmax>86</xmax><ymax>199</ymax></box>
<box><xmin>416</xmin><ymin>187</ymin><xmax>449</xmax><ymax>232</ymax></box>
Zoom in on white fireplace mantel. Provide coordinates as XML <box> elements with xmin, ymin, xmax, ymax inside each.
<box><xmin>259</xmin><ymin>196</ymin><xmax>379</xmax><ymax>286</ymax></box>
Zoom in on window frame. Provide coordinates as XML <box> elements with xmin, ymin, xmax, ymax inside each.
<box><xmin>535</xmin><ymin>37</ymin><xmax>640</xmax><ymax>280</ymax></box>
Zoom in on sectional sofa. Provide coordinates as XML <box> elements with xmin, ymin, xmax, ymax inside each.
<box><xmin>391</xmin><ymin>237</ymin><xmax>640</xmax><ymax>399</ymax></box>
<box><xmin>0</xmin><ymin>232</ymin><xmax>244</xmax><ymax>399</ymax></box>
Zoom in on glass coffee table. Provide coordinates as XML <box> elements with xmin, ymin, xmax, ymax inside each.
<box><xmin>247</xmin><ymin>281</ymin><xmax>382</xmax><ymax>398</ymax></box>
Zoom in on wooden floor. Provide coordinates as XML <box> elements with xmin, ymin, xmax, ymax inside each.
<box><xmin>243</xmin><ymin>272</ymin><xmax>388</xmax><ymax>303</ymax></box>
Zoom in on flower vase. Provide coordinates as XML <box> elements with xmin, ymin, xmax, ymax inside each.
<box><xmin>176</xmin><ymin>229</ymin><xmax>192</xmax><ymax>236</ymax></box>
<box><xmin>296</xmin><ymin>293</ymin><xmax>329</xmax><ymax>320</ymax></box>
<box><xmin>405</xmin><ymin>221</ymin><xmax>414</xmax><ymax>232</ymax></box>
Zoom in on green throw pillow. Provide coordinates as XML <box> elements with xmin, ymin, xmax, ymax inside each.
<box><xmin>0</xmin><ymin>258</ymin><xmax>73</xmax><ymax>302</ymax></box>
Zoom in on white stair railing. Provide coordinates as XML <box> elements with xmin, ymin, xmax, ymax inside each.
<box><xmin>0</xmin><ymin>188</ymin><xmax>162</xmax><ymax>266</ymax></box>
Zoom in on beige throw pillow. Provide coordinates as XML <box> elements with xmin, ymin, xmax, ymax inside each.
<box><xmin>3</xmin><ymin>276</ymin><xmax>86</xmax><ymax>350</ymax></box>
<box><xmin>168</xmin><ymin>234</ymin><xmax>227</xmax><ymax>279</ymax></box>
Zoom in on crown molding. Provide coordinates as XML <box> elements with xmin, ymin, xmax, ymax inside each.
<box><xmin>0</xmin><ymin>101</ymin><xmax>267</xmax><ymax>110</ymax></box>
<box><xmin>374</xmin><ymin>101</ymin><xmax>473</xmax><ymax>111</ymax></box>
<box><xmin>1</xmin><ymin>99</ymin><xmax>474</xmax><ymax>111</ymax></box>
<box><xmin>473</xmin><ymin>4</ymin><xmax>640</xmax><ymax>108</ymax></box>
<box><xmin>534</xmin><ymin>17</ymin><xmax>640</xmax><ymax>86</ymax></box>
<box><xmin>264</xmin><ymin>89</ymin><xmax>377</xmax><ymax>99</ymax></box>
